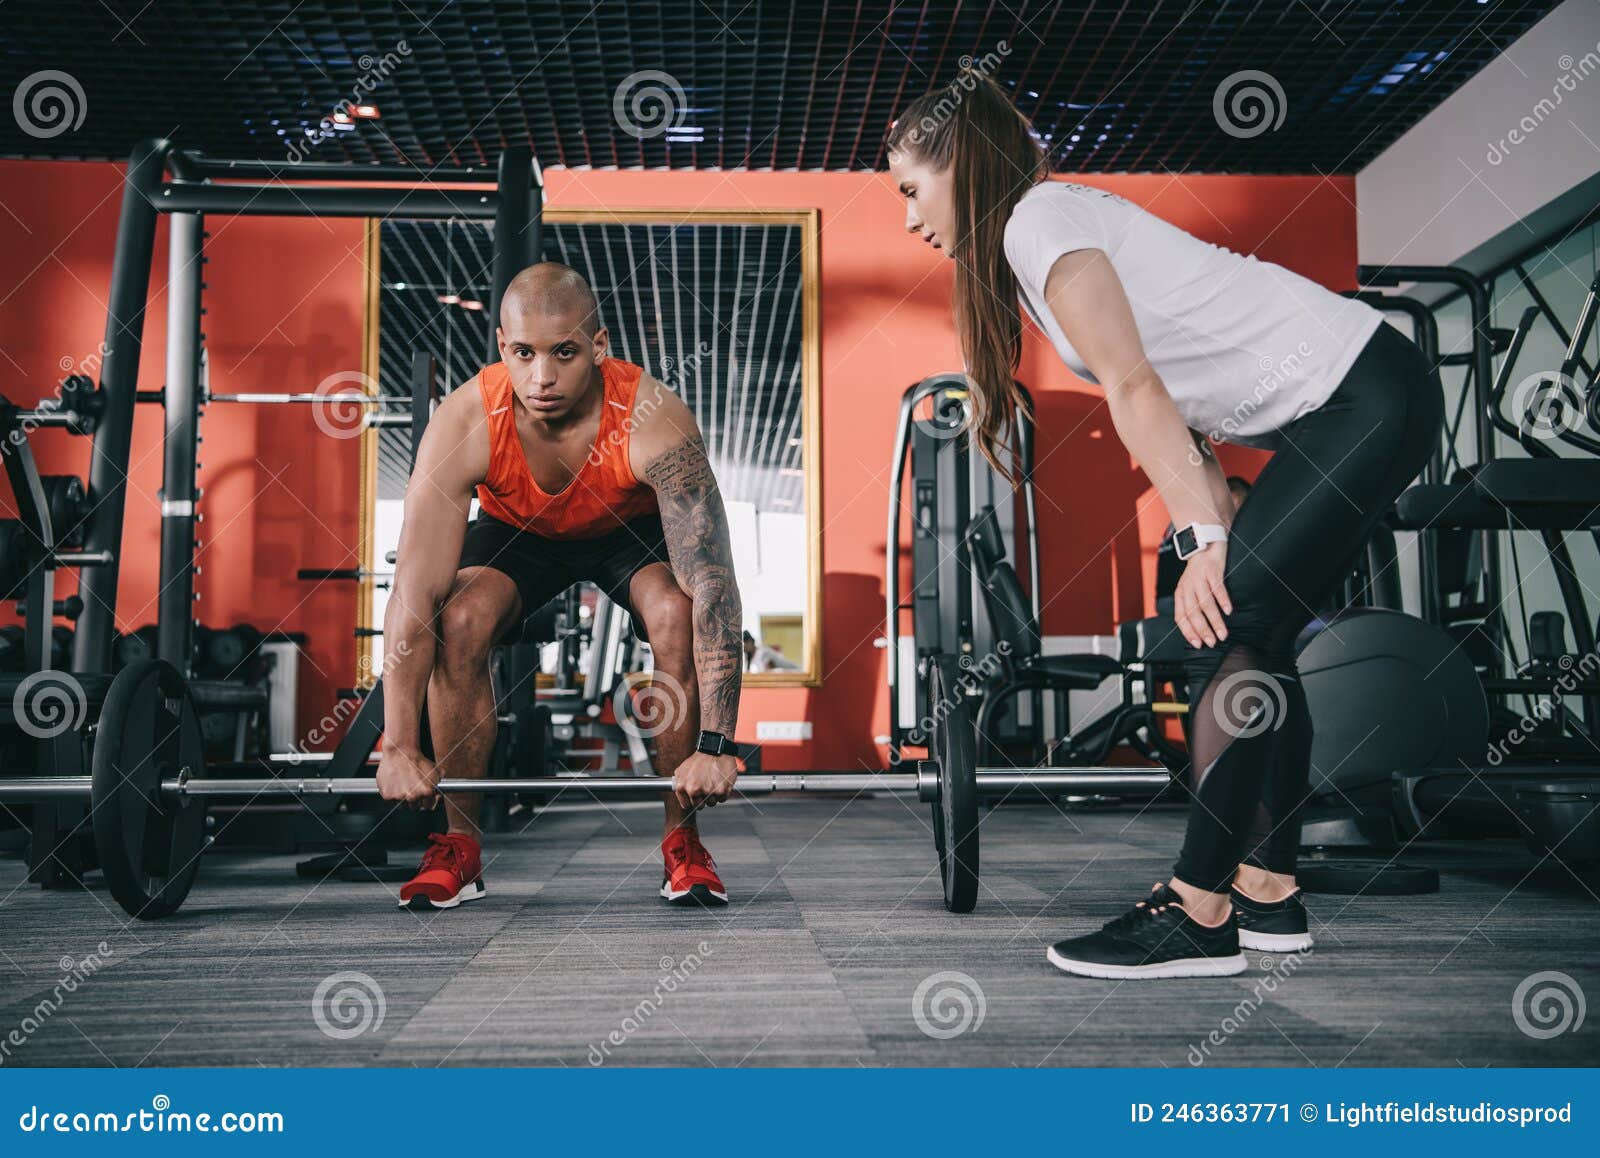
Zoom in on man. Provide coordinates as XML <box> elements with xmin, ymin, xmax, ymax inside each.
<box><xmin>742</xmin><ymin>630</ymin><xmax>799</xmax><ymax>672</ymax></box>
<box><xmin>376</xmin><ymin>262</ymin><xmax>743</xmax><ymax>910</ymax></box>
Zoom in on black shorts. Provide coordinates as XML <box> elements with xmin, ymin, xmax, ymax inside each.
<box><xmin>457</xmin><ymin>512</ymin><xmax>673</xmax><ymax>641</ymax></box>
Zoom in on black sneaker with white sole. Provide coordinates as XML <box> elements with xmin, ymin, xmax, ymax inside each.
<box><xmin>1231</xmin><ymin>886</ymin><xmax>1313</xmax><ymax>952</ymax></box>
<box><xmin>1047</xmin><ymin>884</ymin><xmax>1247</xmax><ymax>979</ymax></box>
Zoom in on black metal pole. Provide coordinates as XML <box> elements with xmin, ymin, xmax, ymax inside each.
<box><xmin>410</xmin><ymin>350</ymin><xmax>437</xmax><ymax>467</ymax></box>
<box><xmin>1358</xmin><ymin>265</ymin><xmax>1502</xmax><ymax>637</ymax></box>
<box><xmin>174</xmin><ymin>153</ymin><xmax>498</xmax><ymax>184</ymax></box>
<box><xmin>73</xmin><ymin>138</ymin><xmax>171</xmax><ymax>672</ymax></box>
<box><xmin>488</xmin><ymin>148</ymin><xmax>542</xmax><ymax>359</ymax></box>
<box><xmin>147</xmin><ymin>183</ymin><xmax>498</xmax><ymax>219</ymax></box>
<box><xmin>157</xmin><ymin>210</ymin><xmax>203</xmax><ymax>675</ymax></box>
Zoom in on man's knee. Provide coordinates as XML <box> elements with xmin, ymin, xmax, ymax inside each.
<box><xmin>438</xmin><ymin>589</ymin><xmax>500</xmax><ymax>672</ymax></box>
<box><xmin>639</xmin><ymin>585</ymin><xmax>694</xmax><ymax>664</ymax></box>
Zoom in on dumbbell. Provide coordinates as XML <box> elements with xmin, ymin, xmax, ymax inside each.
<box><xmin>0</xmin><ymin>625</ymin><xmax>75</xmax><ymax>672</ymax></box>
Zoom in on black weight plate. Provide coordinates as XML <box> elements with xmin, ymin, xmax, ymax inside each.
<box><xmin>91</xmin><ymin>660</ymin><xmax>208</xmax><ymax>919</ymax></box>
<box><xmin>207</xmin><ymin>629</ymin><xmax>247</xmax><ymax>672</ymax></box>
<box><xmin>1298</xmin><ymin>859</ymin><xmax>1439</xmax><ymax>896</ymax></box>
<box><xmin>928</xmin><ymin>654</ymin><xmax>979</xmax><ymax>913</ymax></box>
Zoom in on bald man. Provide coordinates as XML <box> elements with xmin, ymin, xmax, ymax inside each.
<box><xmin>376</xmin><ymin>262</ymin><xmax>743</xmax><ymax>910</ymax></box>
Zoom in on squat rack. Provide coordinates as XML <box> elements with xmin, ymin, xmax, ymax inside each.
<box><xmin>16</xmin><ymin>138</ymin><xmax>543</xmax><ymax>679</ymax></box>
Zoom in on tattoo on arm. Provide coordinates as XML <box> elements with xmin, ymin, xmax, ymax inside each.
<box><xmin>643</xmin><ymin>433</ymin><xmax>743</xmax><ymax>735</ymax></box>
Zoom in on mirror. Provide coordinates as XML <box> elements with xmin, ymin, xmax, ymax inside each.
<box><xmin>361</xmin><ymin>208</ymin><xmax>820</xmax><ymax>686</ymax></box>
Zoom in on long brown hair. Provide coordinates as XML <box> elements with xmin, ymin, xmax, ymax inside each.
<box><xmin>888</xmin><ymin>72</ymin><xmax>1047</xmax><ymax>487</ymax></box>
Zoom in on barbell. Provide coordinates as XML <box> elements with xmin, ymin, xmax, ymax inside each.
<box><xmin>0</xmin><ymin>657</ymin><xmax>1169</xmax><ymax>921</ymax></box>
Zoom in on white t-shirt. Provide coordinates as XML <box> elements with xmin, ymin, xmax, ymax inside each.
<box><xmin>1003</xmin><ymin>181</ymin><xmax>1383</xmax><ymax>449</ymax></box>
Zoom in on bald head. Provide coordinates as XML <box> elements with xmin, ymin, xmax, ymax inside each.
<box><xmin>500</xmin><ymin>262</ymin><xmax>601</xmax><ymax>336</ymax></box>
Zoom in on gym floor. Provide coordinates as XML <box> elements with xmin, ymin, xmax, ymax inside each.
<box><xmin>2</xmin><ymin>797</ymin><xmax>1595</xmax><ymax>1067</ymax></box>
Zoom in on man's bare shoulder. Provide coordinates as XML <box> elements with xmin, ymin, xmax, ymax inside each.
<box><xmin>630</xmin><ymin>372</ymin><xmax>700</xmax><ymax>466</ymax></box>
<box><xmin>408</xmin><ymin>373</ymin><xmax>491</xmax><ymax>488</ymax></box>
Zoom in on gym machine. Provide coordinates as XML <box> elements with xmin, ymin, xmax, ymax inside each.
<box><xmin>1299</xmin><ymin>266</ymin><xmax>1600</xmax><ymax>867</ymax></box>
<box><xmin>884</xmin><ymin>373</ymin><xmax>1186</xmax><ymax>782</ymax></box>
<box><xmin>0</xmin><ymin>139</ymin><xmax>545</xmax><ymax>887</ymax></box>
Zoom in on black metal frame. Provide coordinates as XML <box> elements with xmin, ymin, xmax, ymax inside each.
<box><xmin>885</xmin><ymin>376</ymin><xmax>1040</xmax><ymax>755</ymax></box>
<box><xmin>88</xmin><ymin>139</ymin><xmax>541</xmax><ymax>771</ymax></box>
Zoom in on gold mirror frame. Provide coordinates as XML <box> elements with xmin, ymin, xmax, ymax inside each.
<box><xmin>359</xmin><ymin>207</ymin><xmax>822</xmax><ymax>688</ymax></box>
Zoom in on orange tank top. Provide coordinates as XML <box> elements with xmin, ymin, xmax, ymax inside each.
<box><xmin>474</xmin><ymin>358</ymin><xmax>660</xmax><ymax>540</ymax></box>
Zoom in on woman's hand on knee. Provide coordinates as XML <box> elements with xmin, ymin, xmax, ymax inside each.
<box><xmin>1175</xmin><ymin>545</ymin><xmax>1232</xmax><ymax>648</ymax></box>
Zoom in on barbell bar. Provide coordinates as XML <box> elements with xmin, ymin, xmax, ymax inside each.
<box><xmin>0</xmin><ymin>657</ymin><xmax>1175</xmax><ymax>921</ymax></box>
<box><xmin>203</xmin><ymin>392</ymin><xmax>412</xmax><ymax>405</ymax></box>
<box><xmin>0</xmin><ymin>768</ymin><xmax>1165</xmax><ymax>804</ymax></box>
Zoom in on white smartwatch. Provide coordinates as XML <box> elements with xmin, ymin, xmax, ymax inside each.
<box><xmin>1173</xmin><ymin>522</ymin><xmax>1228</xmax><ymax>560</ymax></box>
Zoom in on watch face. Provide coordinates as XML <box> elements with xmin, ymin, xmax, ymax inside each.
<box><xmin>1175</xmin><ymin>527</ymin><xmax>1198</xmax><ymax>558</ymax></box>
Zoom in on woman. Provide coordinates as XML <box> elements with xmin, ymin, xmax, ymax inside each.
<box><xmin>887</xmin><ymin>74</ymin><xmax>1441</xmax><ymax>979</ymax></box>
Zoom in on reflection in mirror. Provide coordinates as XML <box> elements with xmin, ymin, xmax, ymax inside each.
<box><xmin>365</xmin><ymin>211</ymin><xmax>818</xmax><ymax>686</ymax></box>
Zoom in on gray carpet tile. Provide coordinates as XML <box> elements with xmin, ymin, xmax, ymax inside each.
<box><xmin>1</xmin><ymin>798</ymin><xmax>1596</xmax><ymax>1067</ymax></box>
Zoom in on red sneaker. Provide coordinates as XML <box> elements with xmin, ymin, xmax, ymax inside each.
<box><xmin>398</xmin><ymin>832</ymin><xmax>486</xmax><ymax>911</ymax></box>
<box><xmin>660</xmin><ymin>828</ymin><xmax>728</xmax><ymax>906</ymax></box>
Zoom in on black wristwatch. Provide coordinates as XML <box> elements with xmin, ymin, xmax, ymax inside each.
<box><xmin>696</xmin><ymin>730</ymin><xmax>737</xmax><ymax>757</ymax></box>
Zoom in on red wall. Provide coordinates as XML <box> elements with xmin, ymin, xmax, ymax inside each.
<box><xmin>0</xmin><ymin>160</ymin><xmax>366</xmax><ymax>731</ymax></box>
<box><xmin>0</xmin><ymin>161</ymin><xmax>1360</xmax><ymax>767</ymax></box>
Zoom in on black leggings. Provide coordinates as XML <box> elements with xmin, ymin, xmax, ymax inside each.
<box><xmin>1172</xmin><ymin>323</ymin><xmax>1443</xmax><ymax>893</ymax></box>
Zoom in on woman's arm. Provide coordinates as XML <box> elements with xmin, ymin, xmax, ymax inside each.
<box><xmin>1040</xmin><ymin>248</ymin><xmax>1232</xmax><ymax>647</ymax></box>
